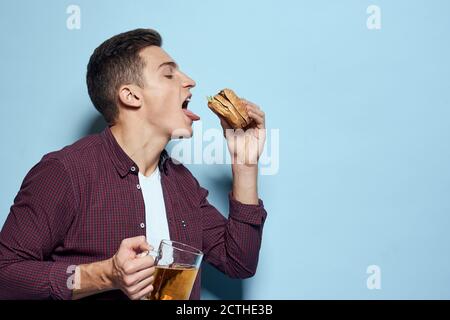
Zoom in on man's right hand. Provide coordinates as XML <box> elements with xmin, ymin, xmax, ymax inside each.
<box><xmin>110</xmin><ymin>236</ymin><xmax>156</xmax><ymax>300</ymax></box>
<box><xmin>72</xmin><ymin>235</ymin><xmax>156</xmax><ymax>300</ymax></box>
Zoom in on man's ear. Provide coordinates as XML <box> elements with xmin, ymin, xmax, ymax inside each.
<box><xmin>118</xmin><ymin>85</ymin><xmax>142</xmax><ymax>108</ymax></box>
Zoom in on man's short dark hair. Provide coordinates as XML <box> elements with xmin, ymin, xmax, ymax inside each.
<box><xmin>86</xmin><ymin>28</ymin><xmax>162</xmax><ymax>124</ymax></box>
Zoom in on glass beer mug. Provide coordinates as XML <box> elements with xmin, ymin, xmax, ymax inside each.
<box><xmin>144</xmin><ymin>239</ymin><xmax>203</xmax><ymax>300</ymax></box>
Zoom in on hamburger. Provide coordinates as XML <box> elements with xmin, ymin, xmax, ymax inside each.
<box><xmin>207</xmin><ymin>89</ymin><xmax>254</xmax><ymax>129</ymax></box>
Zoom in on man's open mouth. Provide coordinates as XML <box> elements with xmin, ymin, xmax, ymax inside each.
<box><xmin>182</xmin><ymin>96</ymin><xmax>190</xmax><ymax>109</ymax></box>
<box><xmin>181</xmin><ymin>95</ymin><xmax>200</xmax><ymax>121</ymax></box>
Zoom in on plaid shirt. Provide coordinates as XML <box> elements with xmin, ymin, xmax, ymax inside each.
<box><xmin>0</xmin><ymin>127</ymin><xmax>267</xmax><ymax>300</ymax></box>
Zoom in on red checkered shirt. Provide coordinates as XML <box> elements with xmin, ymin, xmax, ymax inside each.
<box><xmin>0</xmin><ymin>127</ymin><xmax>267</xmax><ymax>300</ymax></box>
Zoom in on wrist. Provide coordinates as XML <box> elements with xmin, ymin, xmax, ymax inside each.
<box><xmin>232</xmin><ymin>163</ymin><xmax>258</xmax><ymax>176</ymax></box>
<box><xmin>72</xmin><ymin>258</ymin><xmax>115</xmax><ymax>300</ymax></box>
<box><xmin>103</xmin><ymin>257</ymin><xmax>116</xmax><ymax>289</ymax></box>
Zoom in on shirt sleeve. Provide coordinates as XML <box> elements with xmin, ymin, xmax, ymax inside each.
<box><xmin>0</xmin><ymin>157</ymin><xmax>76</xmax><ymax>300</ymax></box>
<box><xmin>192</xmin><ymin>175</ymin><xmax>268</xmax><ymax>279</ymax></box>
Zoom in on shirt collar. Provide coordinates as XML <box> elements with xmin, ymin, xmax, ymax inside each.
<box><xmin>101</xmin><ymin>126</ymin><xmax>169</xmax><ymax>177</ymax></box>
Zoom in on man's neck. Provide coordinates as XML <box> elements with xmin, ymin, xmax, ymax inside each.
<box><xmin>110</xmin><ymin>122</ymin><xmax>169</xmax><ymax>177</ymax></box>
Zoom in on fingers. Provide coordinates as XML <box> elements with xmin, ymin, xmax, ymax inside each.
<box><xmin>241</xmin><ymin>99</ymin><xmax>262</xmax><ymax>112</ymax></box>
<box><xmin>123</xmin><ymin>265</ymin><xmax>155</xmax><ymax>287</ymax></box>
<box><xmin>241</xmin><ymin>99</ymin><xmax>265</xmax><ymax>129</ymax></box>
<box><xmin>126</xmin><ymin>275</ymin><xmax>155</xmax><ymax>299</ymax></box>
<box><xmin>121</xmin><ymin>236</ymin><xmax>151</xmax><ymax>254</ymax></box>
<box><xmin>248</xmin><ymin>109</ymin><xmax>265</xmax><ymax>124</ymax></box>
<box><xmin>247</xmin><ymin>107</ymin><xmax>265</xmax><ymax>129</ymax></box>
<box><xmin>244</xmin><ymin>102</ymin><xmax>265</xmax><ymax>117</ymax></box>
<box><xmin>119</xmin><ymin>258</ymin><xmax>156</xmax><ymax>299</ymax></box>
<box><xmin>220</xmin><ymin>117</ymin><xmax>238</xmax><ymax>139</ymax></box>
<box><xmin>131</xmin><ymin>283</ymin><xmax>154</xmax><ymax>300</ymax></box>
<box><xmin>220</xmin><ymin>117</ymin><xmax>232</xmax><ymax>129</ymax></box>
<box><xmin>113</xmin><ymin>236</ymin><xmax>159</xmax><ymax>299</ymax></box>
<box><xmin>220</xmin><ymin>118</ymin><xmax>232</xmax><ymax>137</ymax></box>
<box><xmin>122</xmin><ymin>255</ymin><xmax>155</xmax><ymax>275</ymax></box>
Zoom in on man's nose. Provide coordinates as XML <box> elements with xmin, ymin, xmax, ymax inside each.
<box><xmin>182</xmin><ymin>73</ymin><xmax>196</xmax><ymax>88</ymax></box>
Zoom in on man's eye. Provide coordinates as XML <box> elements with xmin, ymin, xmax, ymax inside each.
<box><xmin>164</xmin><ymin>75</ymin><xmax>173</xmax><ymax>79</ymax></box>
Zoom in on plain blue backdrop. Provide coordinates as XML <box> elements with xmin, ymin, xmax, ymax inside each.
<box><xmin>1</xmin><ymin>0</ymin><xmax>450</xmax><ymax>299</ymax></box>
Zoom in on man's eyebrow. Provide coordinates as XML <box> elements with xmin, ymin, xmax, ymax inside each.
<box><xmin>157</xmin><ymin>61</ymin><xmax>178</xmax><ymax>70</ymax></box>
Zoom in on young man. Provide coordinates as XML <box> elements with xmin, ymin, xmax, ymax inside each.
<box><xmin>0</xmin><ymin>29</ymin><xmax>267</xmax><ymax>300</ymax></box>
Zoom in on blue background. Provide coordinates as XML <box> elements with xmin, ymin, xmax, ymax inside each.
<box><xmin>1</xmin><ymin>0</ymin><xmax>450</xmax><ymax>299</ymax></box>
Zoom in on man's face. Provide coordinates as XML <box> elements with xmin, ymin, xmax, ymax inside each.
<box><xmin>136</xmin><ymin>46</ymin><xmax>199</xmax><ymax>138</ymax></box>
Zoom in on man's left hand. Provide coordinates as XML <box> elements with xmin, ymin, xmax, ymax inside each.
<box><xmin>220</xmin><ymin>99</ymin><xmax>266</xmax><ymax>167</ymax></box>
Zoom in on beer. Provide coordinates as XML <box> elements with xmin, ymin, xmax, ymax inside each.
<box><xmin>148</xmin><ymin>263</ymin><xmax>199</xmax><ymax>300</ymax></box>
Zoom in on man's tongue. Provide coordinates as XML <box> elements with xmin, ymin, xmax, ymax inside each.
<box><xmin>182</xmin><ymin>109</ymin><xmax>200</xmax><ymax>121</ymax></box>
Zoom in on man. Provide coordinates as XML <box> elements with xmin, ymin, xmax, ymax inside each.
<box><xmin>0</xmin><ymin>28</ymin><xmax>267</xmax><ymax>300</ymax></box>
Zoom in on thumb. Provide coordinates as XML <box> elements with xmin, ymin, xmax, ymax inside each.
<box><xmin>137</xmin><ymin>244</ymin><xmax>155</xmax><ymax>258</ymax></box>
<box><xmin>220</xmin><ymin>118</ymin><xmax>233</xmax><ymax>137</ymax></box>
<box><xmin>123</xmin><ymin>235</ymin><xmax>150</xmax><ymax>254</ymax></box>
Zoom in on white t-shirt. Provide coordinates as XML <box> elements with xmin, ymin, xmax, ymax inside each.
<box><xmin>138</xmin><ymin>168</ymin><xmax>170</xmax><ymax>251</ymax></box>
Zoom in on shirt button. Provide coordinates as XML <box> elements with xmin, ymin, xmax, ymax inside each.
<box><xmin>136</xmin><ymin>184</ymin><xmax>141</xmax><ymax>190</ymax></box>
<box><xmin>130</xmin><ymin>166</ymin><xmax>136</xmax><ymax>172</ymax></box>
<box><xmin>140</xmin><ymin>223</ymin><xmax>145</xmax><ymax>229</ymax></box>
